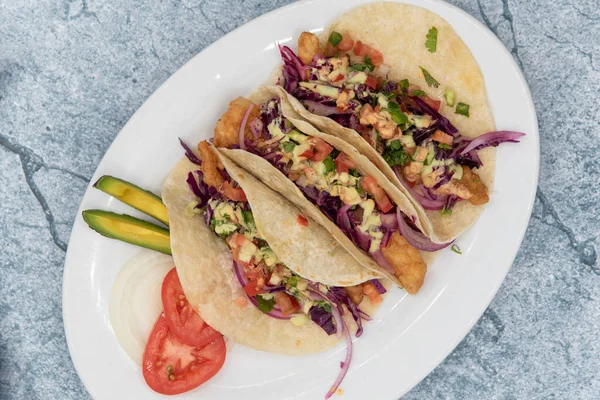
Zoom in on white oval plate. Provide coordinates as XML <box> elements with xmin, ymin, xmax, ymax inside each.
<box><xmin>62</xmin><ymin>0</ymin><xmax>539</xmax><ymax>398</ymax></box>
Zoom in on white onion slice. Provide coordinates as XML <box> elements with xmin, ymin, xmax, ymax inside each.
<box><xmin>109</xmin><ymin>251</ymin><xmax>173</xmax><ymax>366</ymax></box>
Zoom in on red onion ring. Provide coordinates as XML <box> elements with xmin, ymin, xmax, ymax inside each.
<box><xmin>371</xmin><ymin>250</ymin><xmax>395</xmax><ymax>274</ymax></box>
<box><xmin>238</xmin><ymin>104</ymin><xmax>254</xmax><ymax>150</ymax></box>
<box><xmin>396</xmin><ymin>208</ymin><xmax>452</xmax><ymax>251</ymax></box>
<box><xmin>325</xmin><ymin>317</ymin><xmax>352</xmax><ymax>400</ymax></box>
<box><xmin>460</xmin><ymin>130</ymin><xmax>526</xmax><ymax>156</ymax></box>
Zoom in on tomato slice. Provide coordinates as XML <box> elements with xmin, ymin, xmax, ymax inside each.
<box><xmin>274</xmin><ymin>292</ymin><xmax>300</xmax><ymax>315</ymax></box>
<box><xmin>423</xmin><ymin>97</ymin><xmax>441</xmax><ymax>112</ymax></box>
<box><xmin>143</xmin><ymin>313</ymin><xmax>226</xmax><ymax>395</ymax></box>
<box><xmin>353</xmin><ymin>41</ymin><xmax>384</xmax><ymax>66</ymax></box>
<box><xmin>362</xmin><ymin>176</ymin><xmax>394</xmax><ymax>213</ymax></box>
<box><xmin>335</xmin><ymin>152</ymin><xmax>357</xmax><ymax>173</ymax></box>
<box><xmin>161</xmin><ymin>268</ymin><xmax>222</xmax><ymax>348</ymax></box>
<box><xmin>222</xmin><ymin>181</ymin><xmax>247</xmax><ymax>202</ymax></box>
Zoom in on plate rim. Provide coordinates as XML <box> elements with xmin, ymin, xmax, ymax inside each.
<box><xmin>62</xmin><ymin>0</ymin><xmax>540</xmax><ymax>398</ymax></box>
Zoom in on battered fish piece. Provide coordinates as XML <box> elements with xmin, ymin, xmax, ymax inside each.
<box><xmin>197</xmin><ymin>141</ymin><xmax>224</xmax><ymax>189</ymax></box>
<box><xmin>460</xmin><ymin>166</ymin><xmax>489</xmax><ymax>205</ymax></box>
<box><xmin>438</xmin><ymin>166</ymin><xmax>489</xmax><ymax>206</ymax></box>
<box><xmin>214</xmin><ymin>97</ymin><xmax>261</xmax><ymax>148</ymax></box>
<box><xmin>381</xmin><ymin>232</ymin><xmax>427</xmax><ymax>294</ymax></box>
<box><xmin>344</xmin><ymin>285</ymin><xmax>364</xmax><ymax>306</ymax></box>
<box><xmin>298</xmin><ymin>32</ymin><xmax>323</xmax><ymax>65</ymax></box>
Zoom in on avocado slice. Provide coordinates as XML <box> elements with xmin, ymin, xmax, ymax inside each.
<box><xmin>82</xmin><ymin>210</ymin><xmax>171</xmax><ymax>255</ymax></box>
<box><xmin>93</xmin><ymin>176</ymin><xmax>169</xmax><ymax>226</ymax></box>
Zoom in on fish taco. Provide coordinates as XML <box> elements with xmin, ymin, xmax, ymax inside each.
<box><xmin>274</xmin><ymin>3</ymin><xmax>525</xmax><ymax>243</ymax></box>
<box><xmin>162</xmin><ymin>141</ymin><xmax>386</xmax><ymax>356</ymax></box>
<box><xmin>214</xmin><ymin>85</ymin><xmax>444</xmax><ymax>294</ymax></box>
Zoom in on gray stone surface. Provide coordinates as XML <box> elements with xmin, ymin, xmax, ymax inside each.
<box><xmin>0</xmin><ymin>0</ymin><xmax>598</xmax><ymax>398</ymax></box>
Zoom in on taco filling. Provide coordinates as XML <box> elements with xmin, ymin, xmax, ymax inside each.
<box><xmin>277</xmin><ymin>31</ymin><xmax>525</xmax><ymax>214</ymax></box>
<box><xmin>188</xmin><ymin>141</ymin><xmax>384</xmax><ymax>335</ymax></box>
<box><xmin>213</xmin><ymin>98</ymin><xmax>436</xmax><ymax>294</ymax></box>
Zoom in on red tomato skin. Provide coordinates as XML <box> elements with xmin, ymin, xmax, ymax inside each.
<box><xmin>362</xmin><ymin>176</ymin><xmax>394</xmax><ymax>213</ymax></box>
<box><xmin>335</xmin><ymin>153</ymin><xmax>357</xmax><ymax>173</ymax></box>
<box><xmin>297</xmin><ymin>215</ymin><xmax>309</xmax><ymax>227</ymax></box>
<box><xmin>222</xmin><ymin>181</ymin><xmax>247</xmax><ymax>202</ymax></box>
<box><xmin>274</xmin><ymin>292</ymin><xmax>300</xmax><ymax>315</ymax></box>
<box><xmin>337</xmin><ymin>33</ymin><xmax>354</xmax><ymax>51</ymax></box>
<box><xmin>423</xmin><ymin>97</ymin><xmax>441</xmax><ymax>111</ymax></box>
<box><xmin>143</xmin><ymin>314</ymin><xmax>226</xmax><ymax>395</ymax></box>
<box><xmin>365</xmin><ymin>75</ymin><xmax>377</xmax><ymax>89</ymax></box>
<box><xmin>353</xmin><ymin>41</ymin><xmax>384</xmax><ymax>66</ymax></box>
<box><xmin>161</xmin><ymin>268</ymin><xmax>222</xmax><ymax>348</ymax></box>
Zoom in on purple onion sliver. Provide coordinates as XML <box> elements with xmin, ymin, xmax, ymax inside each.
<box><xmin>396</xmin><ymin>208</ymin><xmax>453</xmax><ymax>251</ymax></box>
<box><xmin>370</xmin><ymin>279</ymin><xmax>387</xmax><ymax>295</ymax></box>
<box><xmin>179</xmin><ymin>138</ymin><xmax>202</xmax><ymax>166</ymax></box>
<box><xmin>460</xmin><ymin>130</ymin><xmax>526</xmax><ymax>156</ymax></box>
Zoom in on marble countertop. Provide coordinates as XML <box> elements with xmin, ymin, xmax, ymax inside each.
<box><xmin>1</xmin><ymin>0</ymin><xmax>598</xmax><ymax>398</ymax></box>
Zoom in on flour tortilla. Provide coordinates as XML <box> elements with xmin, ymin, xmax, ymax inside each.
<box><xmin>220</xmin><ymin>85</ymin><xmax>438</xmax><ymax>288</ymax></box>
<box><xmin>281</xmin><ymin>3</ymin><xmax>496</xmax><ymax>243</ymax></box>
<box><xmin>163</xmin><ymin>150</ymin><xmax>371</xmax><ymax>355</ymax></box>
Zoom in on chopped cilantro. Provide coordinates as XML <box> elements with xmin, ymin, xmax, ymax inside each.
<box><xmin>349</xmin><ymin>169</ymin><xmax>361</xmax><ymax>177</ymax></box>
<box><xmin>451</xmin><ymin>244</ymin><xmax>462</xmax><ymax>254</ymax></box>
<box><xmin>425</xmin><ymin>27</ymin><xmax>438</xmax><ymax>53</ymax></box>
<box><xmin>329</xmin><ymin>31</ymin><xmax>343</xmax><ymax>47</ymax></box>
<box><xmin>323</xmin><ymin>155</ymin><xmax>336</xmax><ymax>174</ymax></box>
<box><xmin>455</xmin><ymin>102</ymin><xmax>470</xmax><ymax>117</ymax></box>
<box><xmin>388</xmin><ymin>139</ymin><xmax>403</xmax><ymax>150</ymax></box>
<box><xmin>441</xmin><ymin>205</ymin><xmax>452</xmax><ymax>216</ymax></box>
<box><xmin>419</xmin><ymin>66</ymin><xmax>440</xmax><ymax>88</ymax></box>
<box><xmin>210</xmin><ymin>218</ymin><xmax>218</xmax><ymax>230</ymax></box>
<box><xmin>356</xmin><ymin>185</ymin><xmax>366</xmax><ymax>196</ymax></box>
<box><xmin>256</xmin><ymin>295</ymin><xmax>275</xmax><ymax>313</ymax></box>
<box><xmin>282</xmin><ymin>141</ymin><xmax>296</xmax><ymax>153</ymax></box>
<box><xmin>315</xmin><ymin>300</ymin><xmax>332</xmax><ymax>313</ymax></box>
<box><xmin>411</xmin><ymin>89</ymin><xmax>426</xmax><ymax>97</ymax></box>
<box><xmin>387</xmin><ymin>102</ymin><xmax>409</xmax><ymax>125</ymax></box>
<box><xmin>350</xmin><ymin>63</ymin><xmax>368</xmax><ymax>72</ymax></box>
<box><xmin>399</xmin><ymin>79</ymin><xmax>409</xmax><ymax>92</ymax></box>
<box><xmin>438</xmin><ymin>143</ymin><xmax>452</xmax><ymax>150</ymax></box>
<box><xmin>350</xmin><ymin>55</ymin><xmax>375</xmax><ymax>72</ymax></box>
<box><xmin>363</xmin><ymin>55</ymin><xmax>375</xmax><ymax>71</ymax></box>
<box><xmin>383</xmin><ymin>140</ymin><xmax>409</xmax><ymax>167</ymax></box>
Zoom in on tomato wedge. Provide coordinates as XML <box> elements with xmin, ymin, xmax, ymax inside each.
<box><xmin>274</xmin><ymin>292</ymin><xmax>300</xmax><ymax>315</ymax></box>
<box><xmin>222</xmin><ymin>181</ymin><xmax>247</xmax><ymax>202</ymax></box>
<box><xmin>143</xmin><ymin>313</ymin><xmax>226</xmax><ymax>395</ymax></box>
<box><xmin>162</xmin><ymin>268</ymin><xmax>222</xmax><ymax>348</ymax></box>
<box><xmin>361</xmin><ymin>176</ymin><xmax>394</xmax><ymax>213</ymax></box>
<box><xmin>335</xmin><ymin>152</ymin><xmax>357</xmax><ymax>173</ymax></box>
<box><xmin>353</xmin><ymin>40</ymin><xmax>384</xmax><ymax>66</ymax></box>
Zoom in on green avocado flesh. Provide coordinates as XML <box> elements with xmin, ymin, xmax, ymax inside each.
<box><xmin>93</xmin><ymin>175</ymin><xmax>169</xmax><ymax>226</ymax></box>
<box><xmin>82</xmin><ymin>210</ymin><xmax>171</xmax><ymax>255</ymax></box>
